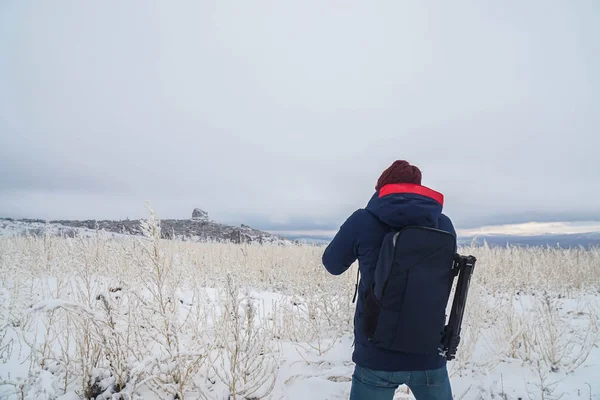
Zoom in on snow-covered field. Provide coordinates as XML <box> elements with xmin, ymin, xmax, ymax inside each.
<box><xmin>1</xmin><ymin>209</ymin><xmax>599</xmax><ymax>399</ymax></box>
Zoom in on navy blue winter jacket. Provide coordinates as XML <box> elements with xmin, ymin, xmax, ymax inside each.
<box><xmin>322</xmin><ymin>183</ymin><xmax>455</xmax><ymax>371</ymax></box>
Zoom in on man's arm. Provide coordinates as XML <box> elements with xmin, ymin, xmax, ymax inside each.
<box><xmin>322</xmin><ymin>211</ymin><xmax>361</xmax><ymax>276</ymax></box>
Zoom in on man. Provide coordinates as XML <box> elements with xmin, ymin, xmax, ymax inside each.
<box><xmin>322</xmin><ymin>160</ymin><xmax>455</xmax><ymax>400</ymax></box>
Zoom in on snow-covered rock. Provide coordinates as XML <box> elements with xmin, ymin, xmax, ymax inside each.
<box><xmin>191</xmin><ymin>208</ymin><xmax>209</xmax><ymax>222</ymax></box>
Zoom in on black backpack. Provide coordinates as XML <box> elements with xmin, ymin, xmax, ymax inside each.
<box><xmin>355</xmin><ymin>226</ymin><xmax>475</xmax><ymax>359</ymax></box>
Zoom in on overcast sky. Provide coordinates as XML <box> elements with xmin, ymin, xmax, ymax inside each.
<box><xmin>1</xmin><ymin>1</ymin><xmax>598</xmax><ymax>234</ymax></box>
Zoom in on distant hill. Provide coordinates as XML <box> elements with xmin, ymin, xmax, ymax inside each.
<box><xmin>0</xmin><ymin>208</ymin><xmax>292</xmax><ymax>245</ymax></box>
<box><xmin>277</xmin><ymin>231</ymin><xmax>600</xmax><ymax>248</ymax></box>
<box><xmin>458</xmin><ymin>233</ymin><xmax>600</xmax><ymax>248</ymax></box>
<box><xmin>4</xmin><ymin>215</ymin><xmax>598</xmax><ymax>248</ymax></box>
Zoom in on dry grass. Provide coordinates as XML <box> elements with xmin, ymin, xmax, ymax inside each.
<box><xmin>0</xmin><ymin>208</ymin><xmax>599</xmax><ymax>399</ymax></box>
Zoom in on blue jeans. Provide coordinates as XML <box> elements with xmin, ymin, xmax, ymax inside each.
<box><xmin>349</xmin><ymin>365</ymin><xmax>452</xmax><ymax>400</ymax></box>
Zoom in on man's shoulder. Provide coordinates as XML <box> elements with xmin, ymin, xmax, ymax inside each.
<box><xmin>437</xmin><ymin>213</ymin><xmax>456</xmax><ymax>237</ymax></box>
<box><xmin>345</xmin><ymin>208</ymin><xmax>380</xmax><ymax>225</ymax></box>
<box><xmin>439</xmin><ymin>213</ymin><xmax>453</xmax><ymax>223</ymax></box>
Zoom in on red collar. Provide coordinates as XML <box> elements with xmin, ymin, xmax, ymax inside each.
<box><xmin>378</xmin><ymin>183</ymin><xmax>444</xmax><ymax>205</ymax></box>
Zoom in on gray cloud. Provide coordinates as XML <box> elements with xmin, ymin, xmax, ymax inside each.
<box><xmin>1</xmin><ymin>1</ymin><xmax>598</xmax><ymax>231</ymax></box>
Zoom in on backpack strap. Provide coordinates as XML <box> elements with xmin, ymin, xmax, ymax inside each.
<box><xmin>352</xmin><ymin>210</ymin><xmax>398</xmax><ymax>304</ymax></box>
<box><xmin>352</xmin><ymin>268</ymin><xmax>360</xmax><ymax>303</ymax></box>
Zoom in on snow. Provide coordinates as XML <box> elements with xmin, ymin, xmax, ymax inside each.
<box><xmin>30</xmin><ymin>299</ymin><xmax>74</xmax><ymax>312</ymax></box>
<box><xmin>0</xmin><ymin>219</ymin><xmax>128</xmax><ymax>240</ymax></box>
<box><xmin>0</xmin><ymin>232</ymin><xmax>599</xmax><ymax>399</ymax></box>
<box><xmin>2</xmin><ymin>287</ymin><xmax>598</xmax><ymax>399</ymax></box>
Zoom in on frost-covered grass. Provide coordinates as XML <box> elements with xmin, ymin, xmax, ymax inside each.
<box><xmin>1</xmin><ymin>206</ymin><xmax>599</xmax><ymax>399</ymax></box>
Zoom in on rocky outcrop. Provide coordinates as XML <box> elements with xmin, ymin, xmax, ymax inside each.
<box><xmin>0</xmin><ymin>210</ymin><xmax>291</xmax><ymax>245</ymax></box>
<box><xmin>191</xmin><ymin>208</ymin><xmax>209</xmax><ymax>221</ymax></box>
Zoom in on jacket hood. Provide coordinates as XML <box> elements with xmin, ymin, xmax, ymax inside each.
<box><xmin>366</xmin><ymin>183</ymin><xmax>444</xmax><ymax>229</ymax></box>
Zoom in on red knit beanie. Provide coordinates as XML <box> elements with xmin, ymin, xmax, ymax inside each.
<box><xmin>375</xmin><ymin>160</ymin><xmax>422</xmax><ymax>191</ymax></box>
